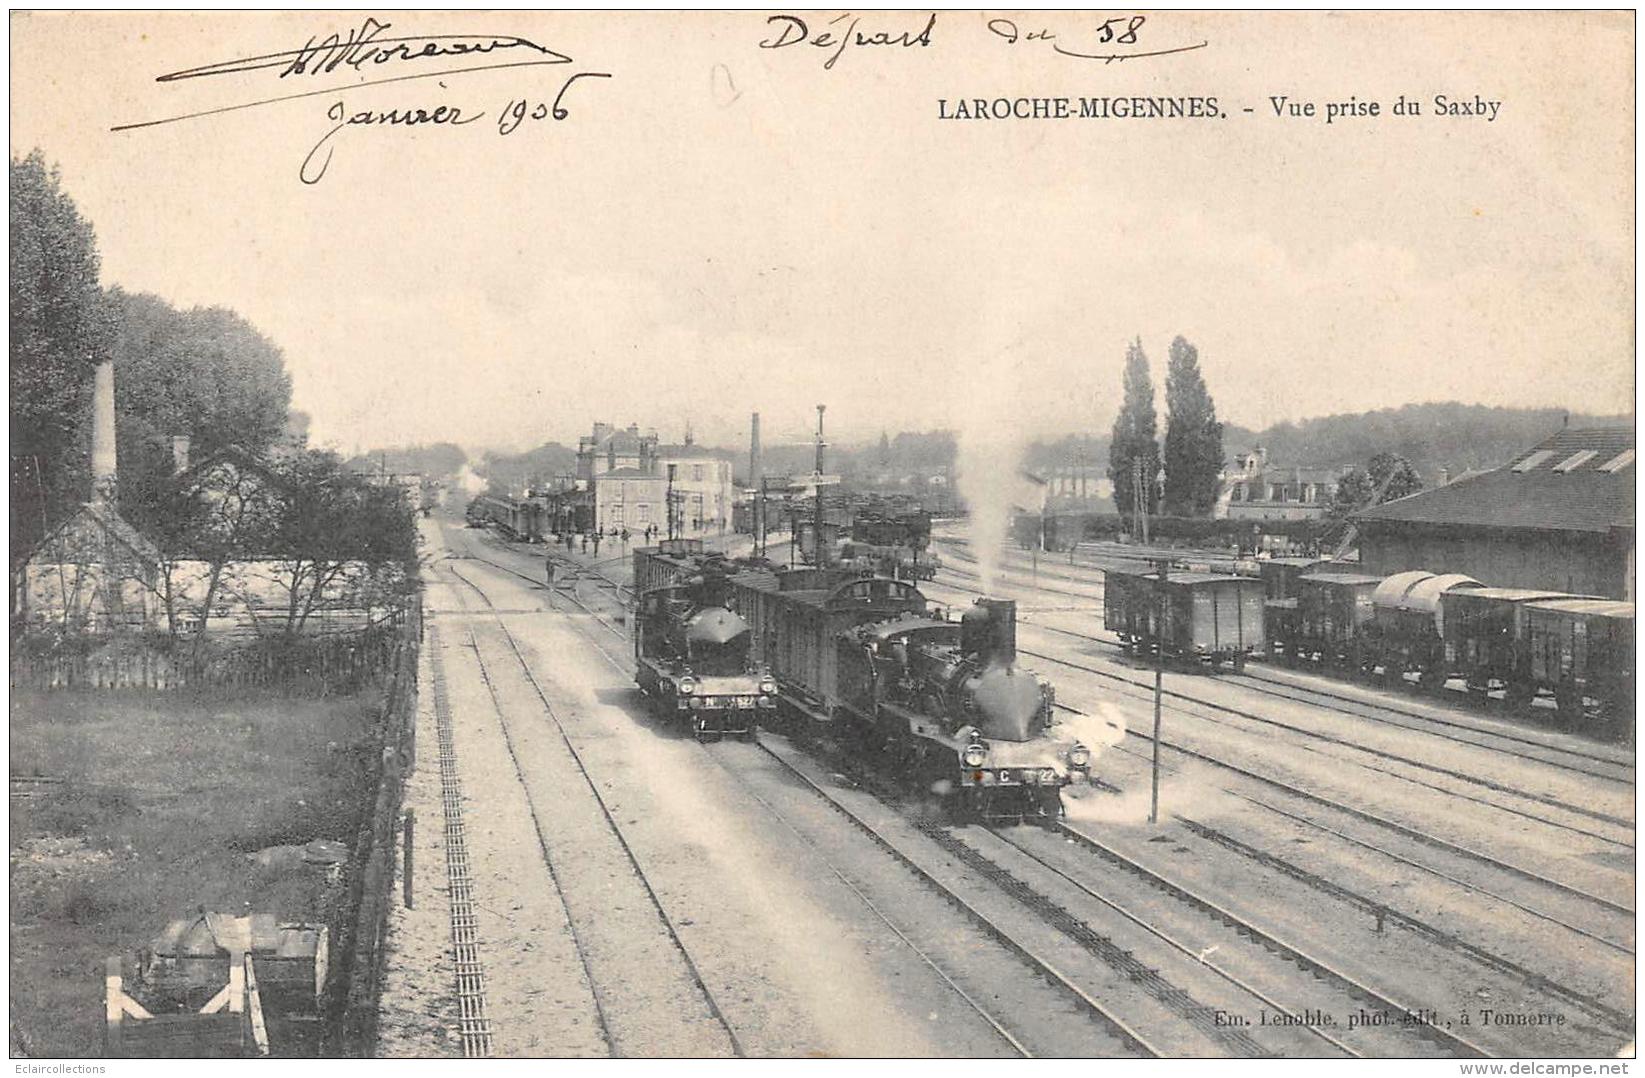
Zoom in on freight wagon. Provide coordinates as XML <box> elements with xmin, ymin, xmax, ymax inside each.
<box><xmin>1259</xmin><ymin>557</ymin><xmax>1336</xmax><ymax>658</ymax></box>
<box><xmin>1104</xmin><ymin>569</ymin><xmax>1265</xmax><ymax>670</ymax></box>
<box><xmin>466</xmin><ymin>494</ymin><xmax>549</xmax><ymax>543</ymax></box>
<box><xmin>1364</xmin><ymin>571</ymin><xmax>1484</xmax><ymax>689</ymax></box>
<box><xmin>1292</xmin><ymin>571</ymin><xmax>1383</xmax><ymax>668</ymax></box>
<box><xmin>1524</xmin><ymin>599</ymin><xmax>1635</xmax><ymax>730</ymax></box>
<box><xmin>1439</xmin><ymin>588</ymin><xmax>1573</xmax><ymax>701</ymax></box>
<box><xmin>1255</xmin><ymin>561</ymin><xmax>1634</xmax><ymax>736</ymax></box>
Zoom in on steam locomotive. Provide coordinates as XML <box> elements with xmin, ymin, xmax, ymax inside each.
<box><xmin>632</xmin><ymin>543</ymin><xmax>777</xmax><ymax>739</ymax></box>
<box><xmin>723</xmin><ymin>566</ymin><xmax>1092</xmax><ymax>820</ymax></box>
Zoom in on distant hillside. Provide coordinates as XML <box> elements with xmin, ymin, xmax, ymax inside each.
<box><xmin>1225</xmin><ymin>403</ymin><xmax>1632</xmax><ymax>483</ymax></box>
<box><xmin>473</xmin><ymin>403</ymin><xmax>1631</xmax><ymax>497</ymax></box>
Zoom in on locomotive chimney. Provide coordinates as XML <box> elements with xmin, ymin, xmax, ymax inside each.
<box><xmin>962</xmin><ymin>598</ymin><xmax>1018</xmax><ymax>669</ymax></box>
<box><xmin>980</xmin><ymin>597</ymin><xmax>1017</xmax><ymax>668</ymax></box>
<box><xmin>91</xmin><ymin>359</ymin><xmax>118</xmax><ymax>503</ymax></box>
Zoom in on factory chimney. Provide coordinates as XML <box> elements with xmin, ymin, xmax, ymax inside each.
<box><xmin>814</xmin><ymin>404</ymin><xmax>827</xmax><ymax>476</ymax></box>
<box><xmin>91</xmin><ymin>359</ymin><xmax>118</xmax><ymax>503</ymax></box>
<box><xmin>749</xmin><ymin>412</ymin><xmax>762</xmax><ymax>486</ymax></box>
<box><xmin>172</xmin><ymin>435</ymin><xmax>192</xmax><ymax>475</ymax></box>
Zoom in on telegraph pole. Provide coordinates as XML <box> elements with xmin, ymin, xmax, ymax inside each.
<box><xmin>1149</xmin><ymin>557</ymin><xmax>1169</xmax><ymax>824</ymax></box>
<box><xmin>814</xmin><ymin>404</ymin><xmax>828</xmax><ymax>568</ymax></box>
<box><xmin>666</xmin><ymin>463</ymin><xmax>678</xmax><ymax>541</ymax></box>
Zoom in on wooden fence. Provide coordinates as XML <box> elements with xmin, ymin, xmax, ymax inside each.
<box><xmin>326</xmin><ymin>596</ymin><xmax>422</xmax><ymax>1056</ymax></box>
<box><xmin>10</xmin><ymin>620</ymin><xmax>401</xmax><ymax>693</ymax></box>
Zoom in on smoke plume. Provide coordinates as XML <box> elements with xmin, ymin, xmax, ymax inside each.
<box><xmin>952</xmin><ymin>349</ymin><xmax>1030</xmax><ymax>594</ymax></box>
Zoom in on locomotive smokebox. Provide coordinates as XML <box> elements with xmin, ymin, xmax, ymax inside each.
<box><xmin>962</xmin><ymin>598</ymin><xmax>1018</xmax><ymax>669</ymax></box>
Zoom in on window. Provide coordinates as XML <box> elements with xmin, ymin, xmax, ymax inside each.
<box><xmin>1512</xmin><ymin>449</ymin><xmax>1555</xmax><ymax>472</ymax></box>
<box><xmin>1553</xmin><ymin>450</ymin><xmax>1597</xmax><ymax>473</ymax></box>
<box><xmin>638</xmin><ymin>505</ymin><xmax>650</xmax><ymax>522</ymax></box>
<box><xmin>612</xmin><ymin>507</ymin><xmax>623</xmax><ymax>523</ymax></box>
<box><xmin>692</xmin><ymin>465</ymin><xmax>704</xmax><ymax>482</ymax></box>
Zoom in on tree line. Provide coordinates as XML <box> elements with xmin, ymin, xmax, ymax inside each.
<box><xmin>10</xmin><ymin>149</ymin><xmax>416</xmax><ymax>609</ymax></box>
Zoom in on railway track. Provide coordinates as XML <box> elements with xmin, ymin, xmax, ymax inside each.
<box><xmin>919</xmin><ymin>576</ymin><xmax>1634</xmax><ymax>846</ymax></box>
<box><xmin>453</xmin><ymin>538</ymin><xmax>1152</xmax><ymax>1054</ymax></box>
<box><xmin>1090</xmin><ymin>713</ymin><xmax>1635</xmax><ymax>944</ymax></box>
<box><xmin>977</xmin><ymin>821</ymin><xmax>1487</xmax><ymax>1057</ymax></box>
<box><xmin>446</xmin><ymin>528</ymin><xmax>1635</xmax><ymax>1055</ymax></box>
<box><xmin>1034</xmin><ymin>616</ymin><xmax>1633</xmax><ymax>783</ymax></box>
<box><xmin>935</xmin><ymin>550</ymin><xmax>1633</xmax><ymax>768</ymax></box>
<box><xmin>437</xmin><ymin>557</ymin><xmax>745</xmax><ymax>1057</ymax></box>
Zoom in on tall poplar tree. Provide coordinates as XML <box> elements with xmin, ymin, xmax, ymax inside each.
<box><xmin>1107</xmin><ymin>338</ymin><xmax>1160</xmax><ymax>517</ymax></box>
<box><xmin>1162</xmin><ymin>335</ymin><xmax>1225</xmax><ymax>516</ymax></box>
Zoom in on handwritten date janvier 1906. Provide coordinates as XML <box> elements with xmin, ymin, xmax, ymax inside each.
<box><xmin>298</xmin><ymin>72</ymin><xmax>609</xmax><ymax>184</ymax></box>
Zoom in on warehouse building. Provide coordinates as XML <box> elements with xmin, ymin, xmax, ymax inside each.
<box><xmin>1354</xmin><ymin>427</ymin><xmax>1635</xmax><ymax>600</ymax></box>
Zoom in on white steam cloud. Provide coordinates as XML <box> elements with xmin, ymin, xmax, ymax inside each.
<box><xmin>952</xmin><ymin>349</ymin><xmax>1030</xmax><ymax>595</ymax></box>
<box><xmin>454</xmin><ymin>462</ymin><xmax>487</xmax><ymax>497</ymax></box>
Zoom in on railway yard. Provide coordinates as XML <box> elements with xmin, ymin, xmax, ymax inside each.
<box><xmin>375</xmin><ymin>510</ymin><xmax>1635</xmax><ymax>1059</ymax></box>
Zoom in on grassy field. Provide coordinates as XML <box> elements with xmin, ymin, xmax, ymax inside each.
<box><xmin>9</xmin><ymin>688</ymin><xmax>380</xmax><ymax>1057</ymax></box>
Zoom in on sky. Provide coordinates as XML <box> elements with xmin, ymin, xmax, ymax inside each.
<box><xmin>10</xmin><ymin>11</ymin><xmax>1636</xmax><ymax>455</ymax></box>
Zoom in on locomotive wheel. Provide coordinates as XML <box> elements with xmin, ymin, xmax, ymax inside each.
<box><xmin>1033</xmin><ymin>788</ymin><xmax>1064</xmax><ymax>827</ymax></box>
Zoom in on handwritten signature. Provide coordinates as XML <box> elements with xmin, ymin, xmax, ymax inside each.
<box><xmin>299</xmin><ymin>72</ymin><xmax>610</xmax><ymax>185</ymax></box>
<box><xmin>155</xmin><ymin>17</ymin><xmax>570</xmax><ymax>83</ymax></box>
<box><xmin>111</xmin><ymin>17</ymin><xmax>585</xmax><ymax>135</ymax></box>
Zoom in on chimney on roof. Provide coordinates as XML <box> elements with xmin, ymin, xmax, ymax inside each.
<box><xmin>172</xmin><ymin>435</ymin><xmax>191</xmax><ymax>474</ymax></box>
<box><xmin>91</xmin><ymin>359</ymin><xmax>118</xmax><ymax>503</ymax></box>
<box><xmin>1438</xmin><ymin>466</ymin><xmax>1450</xmax><ymax>486</ymax></box>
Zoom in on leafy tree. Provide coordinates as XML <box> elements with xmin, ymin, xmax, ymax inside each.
<box><xmin>262</xmin><ymin>450</ymin><xmax>418</xmax><ymax>636</ymax></box>
<box><xmin>10</xmin><ymin>150</ymin><xmax>115</xmax><ymax>556</ymax></box>
<box><xmin>1107</xmin><ymin>338</ymin><xmax>1160</xmax><ymax>517</ymax></box>
<box><xmin>110</xmin><ymin>290</ymin><xmax>292</xmax><ymax>535</ymax></box>
<box><xmin>1162</xmin><ymin>336</ymin><xmax>1225</xmax><ymax>517</ymax></box>
<box><xmin>1330</xmin><ymin>452</ymin><xmax>1425</xmax><ymax>518</ymax></box>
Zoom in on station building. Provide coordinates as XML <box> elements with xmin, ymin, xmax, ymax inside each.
<box><xmin>1353</xmin><ymin>427</ymin><xmax>1635</xmax><ymax>601</ymax></box>
<box><xmin>577</xmin><ymin>422</ymin><xmax>735</xmax><ymax>537</ymax></box>
<box><xmin>1220</xmin><ymin>447</ymin><xmax>1346</xmax><ymax>521</ymax></box>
